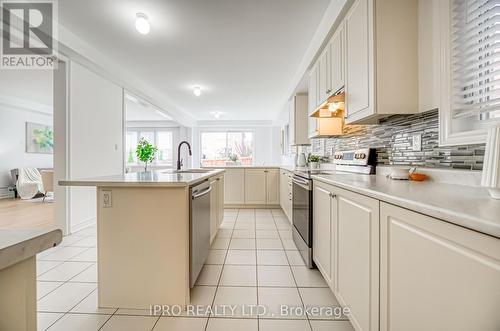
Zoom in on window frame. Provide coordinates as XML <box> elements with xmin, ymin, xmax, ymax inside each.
<box><xmin>199</xmin><ymin>129</ymin><xmax>255</xmax><ymax>166</ymax></box>
<box><xmin>125</xmin><ymin>128</ymin><xmax>175</xmax><ymax>167</ymax></box>
<box><xmin>438</xmin><ymin>0</ymin><xmax>500</xmax><ymax>146</ymax></box>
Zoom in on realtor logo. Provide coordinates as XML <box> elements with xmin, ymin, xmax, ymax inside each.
<box><xmin>1</xmin><ymin>0</ymin><xmax>57</xmax><ymax>69</ymax></box>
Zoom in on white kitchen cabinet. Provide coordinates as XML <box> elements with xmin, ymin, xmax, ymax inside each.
<box><xmin>265</xmin><ymin>169</ymin><xmax>280</xmax><ymax>205</ymax></box>
<box><xmin>344</xmin><ymin>0</ymin><xmax>418</xmax><ymax>124</ymax></box>
<box><xmin>308</xmin><ymin>64</ymin><xmax>319</xmax><ymax>116</ymax></box>
<box><xmin>279</xmin><ymin>169</ymin><xmax>293</xmax><ymax>222</ymax></box>
<box><xmin>334</xmin><ymin>186</ymin><xmax>379</xmax><ymax>331</ymax></box>
<box><xmin>380</xmin><ymin>203</ymin><xmax>500</xmax><ymax>331</ymax></box>
<box><xmin>209</xmin><ymin>177</ymin><xmax>219</xmax><ymax>244</ymax></box>
<box><xmin>318</xmin><ymin>48</ymin><xmax>330</xmax><ymax>105</ymax></box>
<box><xmin>312</xmin><ymin>180</ymin><xmax>379</xmax><ymax>331</ymax></box>
<box><xmin>330</xmin><ymin>23</ymin><xmax>345</xmax><ymax>96</ymax></box>
<box><xmin>244</xmin><ymin>169</ymin><xmax>267</xmax><ymax>205</ymax></box>
<box><xmin>224</xmin><ymin>169</ymin><xmax>245</xmax><ymax>204</ymax></box>
<box><xmin>217</xmin><ymin>175</ymin><xmax>224</xmax><ymax>227</ymax></box>
<box><xmin>210</xmin><ymin>175</ymin><xmax>224</xmax><ymax>243</ymax></box>
<box><xmin>312</xmin><ymin>182</ymin><xmax>334</xmax><ymax>286</ymax></box>
<box><xmin>289</xmin><ymin>94</ymin><xmax>310</xmax><ymax>146</ymax></box>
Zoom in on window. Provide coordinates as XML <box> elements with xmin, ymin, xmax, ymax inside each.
<box><xmin>452</xmin><ymin>0</ymin><xmax>500</xmax><ymax>121</ymax></box>
<box><xmin>126</xmin><ymin>129</ymin><xmax>174</xmax><ymax>167</ymax></box>
<box><xmin>200</xmin><ymin>131</ymin><xmax>253</xmax><ymax>167</ymax></box>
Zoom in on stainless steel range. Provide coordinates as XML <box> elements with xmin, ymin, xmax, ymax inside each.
<box><xmin>292</xmin><ymin>148</ymin><xmax>376</xmax><ymax>268</ymax></box>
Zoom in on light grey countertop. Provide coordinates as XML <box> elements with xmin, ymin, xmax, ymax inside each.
<box><xmin>59</xmin><ymin>169</ymin><xmax>225</xmax><ymax>187</ymax></box>
<box><xmin>0</xmin><ymin>228</ymin><xmax>62</xmax><ymax>270</ymax></box>
<box><xmin>312</xmin><ymin>173</ymin><xmax>500</xmax><ymax>239</ymax></box>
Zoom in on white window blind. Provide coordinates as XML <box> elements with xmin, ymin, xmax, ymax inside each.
<box><xmin>452</xmin><ymin>0</ymin><xmax>500</xmax><ymax>120</ymax></box>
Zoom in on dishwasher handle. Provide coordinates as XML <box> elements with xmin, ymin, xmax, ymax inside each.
<box><xmin>192</xmin><ymin>186</ymin><xmax>212</xmax><ymax>199</ymax></box>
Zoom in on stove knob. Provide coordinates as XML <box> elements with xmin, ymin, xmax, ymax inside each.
<box><xmin>354</xmin><ymin>153</ymin><xmax>360</xmax><ymax>159</ymax></box>
<box><xmin>360</xmin><ymin>153</ymin><xmax>367</xmax><ymax>159</ymax></box>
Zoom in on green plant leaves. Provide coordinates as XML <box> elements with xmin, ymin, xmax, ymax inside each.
<box><xmin>136</xmin><ymin>138</ymin><xmax>158</xmax><ymax>164</ymax></box>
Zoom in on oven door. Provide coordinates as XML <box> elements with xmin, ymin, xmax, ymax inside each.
<box><xmin>292</xmin><ymin>175</ymin><xmax>312</xmax><ymax>247</ymax></box>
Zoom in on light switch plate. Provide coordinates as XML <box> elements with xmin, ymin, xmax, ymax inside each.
<box><xmin>412</xmin><ymin>134</ymin><xmax>422</xmax><ymax>151</ymax></box>
<box><xmin>102</xmin><ymin>190</ymin><xmax>112</xmax><ymax>208</ymax></box>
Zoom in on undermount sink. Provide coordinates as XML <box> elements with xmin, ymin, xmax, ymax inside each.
<box><xmin>173</xmin><ymin>169</ymin><xmax>212</xmax><ymax>174</ymax></box>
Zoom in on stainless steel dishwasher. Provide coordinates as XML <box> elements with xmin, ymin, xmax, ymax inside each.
<box><xmin>190</xmin><ymin>180</ymin><xmax>212</xmax><ymax>288</ymax></box>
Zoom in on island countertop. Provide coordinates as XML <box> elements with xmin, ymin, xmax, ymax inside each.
<box><xmin>59</xmin><ymin>169</ymin><xmax>225</xmax><ymax>187</ymax></box>
<box><xmin>0</xmin><ymin>228</ymin><xmax>62</xmax><ymax>270</ymax></box>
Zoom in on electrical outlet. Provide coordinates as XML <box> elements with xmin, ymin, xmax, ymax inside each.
<box><xmin>412</xmin><ymin>134</ymin><xmax>422</xmax><ymax>151</ymax></box>
<box><xmin>102</xmin><ymin>190</ymin><xmax>112</xmax><ymax>208</ymax></box>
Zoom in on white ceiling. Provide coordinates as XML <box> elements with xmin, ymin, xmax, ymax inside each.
<box><xmin>59</xmin><ymin>0</ymin><xmax>331</xmax><ymax>122</ymax></box>
<box><xmin>0</xmin><ymin>70</ymin><xmax>53</xmax><ymax>108</ymax></box>
<box><xmin>125</xmin><ymin>95</ymin><xmax>173</xmax><ymax>121</ymax></box>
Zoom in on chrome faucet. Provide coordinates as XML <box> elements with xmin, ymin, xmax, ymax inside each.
<box><xmin>177</xmin><ymin>141</ymin><xmax>192</xmax><ymax>171</ymax></box>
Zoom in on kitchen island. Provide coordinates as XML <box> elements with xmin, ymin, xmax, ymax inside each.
<box><xmin>59</xmin><ymin>169</ymin><xmax>224</xmax><ymax>310</ymax></box>
<box><xmin>0</xmin><ymin>228</ymin><xmax>62</xmax><ymax>331</ymax></box>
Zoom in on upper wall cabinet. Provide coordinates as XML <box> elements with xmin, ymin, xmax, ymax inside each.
<box><xmin>307</xmin><ymin>0</ymin><xmax>418</xmax><ymax>124</ymax></box>
<box><xmin>310</xmin><ymin>24</ymin><xmax>345</xmax><ymax>113</ymax></box>
<box><xmin>289</xmin><ymin>94</ymin><xmax>310</xmax><ymax>145</ymax></box>
<box><xmin>437</xmin><ymin>0</ymin><xmax>498</xmax><ymax>146</ymax></box>
<box><xmin>344</xmin><ymin>0</ymin><xmax>418</xmax><ymax>124</ymax></box>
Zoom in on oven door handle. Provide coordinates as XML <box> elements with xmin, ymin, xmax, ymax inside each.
<box><xmin>292</xmin><ymin>177</ymin><xmax>312</xmax><ymax>191</ymax></box>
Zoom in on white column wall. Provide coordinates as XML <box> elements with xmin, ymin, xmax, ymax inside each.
<box><xmin>68</xmin><ymin>62</ymin><xmax>124</xmax><ymax>232</ymax></box>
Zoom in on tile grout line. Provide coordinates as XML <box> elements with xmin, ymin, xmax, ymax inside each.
<box><xmin>204</xmin><ymin>208</ymin><xmax>238</xmax><ymax>331</ymax></box>
<box><xmin>273</xmin><ymin>210</ymin><xmax>313</xmax><ymax>331</ymax></box>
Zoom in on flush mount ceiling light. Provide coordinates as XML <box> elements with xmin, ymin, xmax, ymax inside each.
<box><xmin>135</xmin><ymin>13</ymin><xmax>150</xmax><ymax>35</ymax></box>
<box><xmin>193</xmin><ymin>86</ymin><xmax>202</xmax><ymax>97</ymax></box>
<box><xmin>210</xmin><ymin>111</ymin><xmax>223</xmax><ymax>119</ymax></box>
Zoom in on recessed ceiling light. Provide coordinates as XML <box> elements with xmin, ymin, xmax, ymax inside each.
<box><xmin>193</xmin><ymin>86</ymin><xmax>202</xmax><ymax>97</ymax></box>
<box><xmin>135</xmin><ymin>13</ymin><xmax>150</xmax><ymax>35</ymax></box>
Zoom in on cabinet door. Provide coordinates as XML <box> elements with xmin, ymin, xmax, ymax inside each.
<box><xmin>288</xmin><ymin>98</ymin><xmax>296</xmax><ymax>145</ymax></box>
<box><xmin>266</xmin><ymin>169</ymin><xmax>279</xmax><ymax>205</ymax></box>
<box><xmin>345</xmin><ymin>0</ymin><xmax>372</xmax><ymax>120</ymax></box>
<box><xmin>318</xmin><ymin>48</ymin><xmax>331</xmax><ymax>104</ymax></box>
<box><xmin>217</xmin><ymin>176</ymin><xmax>224</xmax><ymax>226</ymax></box>
<box><xmin>380</xmin><ymin>203</ymin><xmax>500</xmax><ymax>331</ymax></box>
<box><xmin>210</xmin><ymin>179</ymin><xmax>218</xmax><ymax>243</ymax></box>
<box><xmin>308</xmin><ymin>64</ymin><xmax>319</xmax><ymax>115</ymax></box>
<box><xmin>334</xmin><ymin>186</ymin><xmax>379</xmax><ymax>331</ymax></box>
<box><xmin>280</xmin><ymin>171</ymin><xmax>288</xmax><ymax>211</ymax></box>
<box><xmin>330</xmin><ymin>23</ymin><xmax>345</xmax><ymax>95</ymax></box>
<box><xmin>308</xmin><ymin>117</ymin><xmax>318</xmax><ymax>139</ymax></box>
<box><xmin>224</xmin><ymin>169</ymin><xmax>245</xmax><ymax>204</ymax></box>
<box><xmin>286</xmin><ymin>174</ymin><xmax>293</xmax><ymax>223</ymax></box>
<box><xmin>312</xmin><ymin>183</ymin><xmax>333</xmax><ymax>286</ymax></box>
<box><xmin>244</xmin><ymin>170</ymin><xmax>266</xmax><ymax>205</ymax></box>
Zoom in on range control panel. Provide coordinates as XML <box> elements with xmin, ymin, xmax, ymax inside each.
<box><xmin>333</xmin><ymin>148</ymin><xmax>374</xmax><ymax>166</ymax></box>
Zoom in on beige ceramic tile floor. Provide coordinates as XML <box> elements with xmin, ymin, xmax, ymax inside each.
<box><xmin>36</xmin><ymin>208</ymin><xmax>354</xmax><ymax>331</ymax></box>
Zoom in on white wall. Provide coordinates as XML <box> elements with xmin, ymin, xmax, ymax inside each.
<box><xmin>0</xmin><ymin>102</ymin><xmax>53</xmax><ymax>197</ymax></box>
<box><xmin>0</xmin><ymin>69</ymin><xmax>53</xmax><ymax>198</ymax></box>
<box><xmin>191</xmin><ymin>125</ymin><xmax>281</xmax><ymax>167</ymax></box>
<box><xmin>68</xmin><ymin>62</ymin><xmax>124</xmax><ymax>232</ymax></box>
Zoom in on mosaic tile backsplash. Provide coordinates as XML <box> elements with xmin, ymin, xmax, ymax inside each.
<box><xmin>311</xmin><ymin>109</ymin><xmax>485</xmax><ymax>170</ymax></box>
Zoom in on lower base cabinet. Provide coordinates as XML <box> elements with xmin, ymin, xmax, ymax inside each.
<box><xmin>279</xmin><ymin>170</ymin><xmax>293</xmax><ymax>222</ymax></box>
<box><xmin>313</xmin><ymin>181</ymin><xmax>379</xmax><ymax>331</ymax></box>
<box><xmin>210</xmin><ymin>175</ymin><xmax>224</xmax><ymax>244</ymax></box>
<box><xmin>224</xmin><ymin>168</ymin><xmax>280</xmax><ymax>207</ymax></box>
<box><xmin>313</xmin><ymin>180</ymin><xmax>500</xmax><ymax>331</ymax></box>
<box><xmin>380</xmin><ymin>202</ymin><xmax>500</xmax><ymax>331</ymax></box>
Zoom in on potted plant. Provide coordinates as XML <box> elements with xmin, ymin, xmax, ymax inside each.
<box><xmin>308</xmin><ymin>154</ymin><xmax>321</xmax><ymax>170</ymax></box>
<box><xmin>136</xmin><ymin>138</ymin><xmax>158</xmax><ymax>171</ymax></box>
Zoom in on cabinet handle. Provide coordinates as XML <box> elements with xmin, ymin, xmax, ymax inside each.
<box><xmin>329</xmin><ymin>193</ymin><xmax>336</xmax><ymax>199</ymax></box>
<box><xmin>326</xmin><ymin>89</ymin><xmax>332</xmax><ymax>94</ymax></box>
